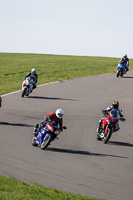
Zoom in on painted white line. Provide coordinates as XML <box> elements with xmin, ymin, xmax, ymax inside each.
<box><xmin>1</xmin><ymin>81</ymin><xmax>59</xmax><ymax>97</ymax></box>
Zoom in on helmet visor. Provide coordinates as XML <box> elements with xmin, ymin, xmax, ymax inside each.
<box><xmin>113</xmin><ymin>105</ymin><xmax>118</xmax><ymax>109</ymax></box>
<box><xmin>58</xmin><ymin>113</ymin><xmax>63</xmax><ymax>118</ymax></box>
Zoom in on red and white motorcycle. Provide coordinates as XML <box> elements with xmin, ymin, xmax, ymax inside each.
<box><xmin>21</xmin><ymin>77</ymin><xmax>34</xmax><ymax>97</ymax></box>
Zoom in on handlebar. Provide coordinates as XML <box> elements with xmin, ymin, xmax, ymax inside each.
<box><xmin>120</xmin><ymin>117</ymin><xmax>126</xmax><ymax>122</ymax></box>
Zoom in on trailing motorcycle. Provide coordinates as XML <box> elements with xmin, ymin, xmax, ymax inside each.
<box><xmin>97</xmin><ymin>110</ymin><xmax>125</xmax><ymax>144</ymax></box>
<box><xmin>116</xmin><ymin>63</ymin><xmax>126</xmax><ymax>77</ymax></box>
<box><xmin>32</xmin><ymin>121</ymin><xmax>67</xmax><ymax>150</ymax></box>
<box><xmin>21</xmin><ymin>76</ymin><xmax>34</xmax><ymax>97</ymax></box>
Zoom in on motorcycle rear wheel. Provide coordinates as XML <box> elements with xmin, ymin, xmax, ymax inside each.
<box><xmin>103</xmin><ymin>128</ymin><xmax>111</xmax><ymax>144</ymax></box>
<box><xmin>41</xmin><ymin>135</ymin><xmax>52</xmax><ymax>150</ymax></box>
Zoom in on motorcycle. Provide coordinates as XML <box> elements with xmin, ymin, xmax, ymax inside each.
<box><xmin>32</xmin><ymin>121</ymin><xmax>67</xmax><ymax>150</ymax></box>
<box><xmin>116</xmin><ymin>63</ymin><xmax>126</xmax><ymax>77</ymax></box>
<box><xmin>21</xmin><ymin>76</ymin><xmax>34</xmax><ymax>97</ymax></box>
<box><xmin>97</xmin><ymin>110</ymin><xmax>125</xmax><ymax>144</ymax></box>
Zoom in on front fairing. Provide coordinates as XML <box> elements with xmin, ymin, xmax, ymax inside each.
<box><xmin>36</xmin><ymin>122</ymin><xmax>58</xmax><ymax>145</ymax></box>
<box><xmin>22</xmin><ymin>78</ymin><xmax>33</xmax><ymax>90</ymax></box>
<box><xmin>36</xmin><ymin>127</ymin><xmax>48</xmax><ymax>145</ymax></box>
<box><xmin>117</xmin><ymin>63</ymin><xmax>125</xmax><ymax>71</ymax></box>
<box><xmin>102</xmin><ymin>114</ymin><xmax>118</xmax><ymax>131</ymax></box>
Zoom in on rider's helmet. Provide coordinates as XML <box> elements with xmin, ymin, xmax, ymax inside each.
<box><xmin>112</xmin><ymin>101</ymin><xmax>119</xmax><ymax>109</ymax></box>
<box><xmin>31</xmin><ymin>68</ymin><xmax>36</xmax><ymax>74</ymax></box>
<box><xmin>123</xmin><ymin>54</ymin><xmax>127</xmax><ymax>59</ymax></box>
<box><xmin>56</xmin><ymin>109</ymin><xmax>64</xmax><ymax>119</ymax></box>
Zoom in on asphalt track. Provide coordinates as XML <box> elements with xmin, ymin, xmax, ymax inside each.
<box><xmin>0</xmin><ymin>71</ymin><xmax>133</xmax><ymax>200</ymax></box>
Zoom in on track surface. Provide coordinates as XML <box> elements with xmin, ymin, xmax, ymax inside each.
<box><xmin>1</xmin><ymin>72</ymin><xmax>133</xmax><ymax>200</ymax></box>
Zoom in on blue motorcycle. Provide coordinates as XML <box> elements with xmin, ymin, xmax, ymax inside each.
<box><xmin>32</xmin><ymin>122</ymin><xmax>67</xmax><ymax>150</ymax></box>
<box><xmin>116</xmin><ymin>63</ymin><xmax>126</xmax><ymax>77</ymax></box>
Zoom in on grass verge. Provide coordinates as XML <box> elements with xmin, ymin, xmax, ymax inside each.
<box><xmin>0</xmin><ymin>175</ymin><xmax>101</xmax><ymax>200</ymax></box>
<box><xmin>1</xmin><ymin>53</ymin><xmax>132</xmax><ymax>95</ymax></box>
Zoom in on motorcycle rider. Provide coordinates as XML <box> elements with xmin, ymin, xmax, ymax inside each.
<box><xmin>33</xmin><ymin>108</ymin><xmax>64</xmax><ymax>136</ymax></box>
<box><xmin>118</xmin><ymin>54</ymin><xmax>129</xmax><ymax>73</ymax></box>
<box><xmin>24</xmin><ymin>68</ymin><xmax>38</xmax><ymax>89</ymax></box>
<box><xmin>97</xmin><ymin>101</ymin><xmax>126</xmax><ymax>134</ymax></box>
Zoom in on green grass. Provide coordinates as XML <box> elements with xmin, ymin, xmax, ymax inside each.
<box><xmin>1</xmin><ymin>53</ymin><xmax>132</xmax><ymax>95</ymax></box>
<box><xmin>0</xmin><ymin>175</ymin><xmax>100</xmax><ymax>200</ymax></box>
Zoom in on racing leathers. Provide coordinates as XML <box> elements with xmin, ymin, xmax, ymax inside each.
<box><xmin>24</xmin><ymin>72</ymin><xmax>38</xmax><ymax>89</ymax></box>
<box><xmin>119</xmin><ymin>57</ymin><xmax>129</xmax><ymax>72</ymax></box>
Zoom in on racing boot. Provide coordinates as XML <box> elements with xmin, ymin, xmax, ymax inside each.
<box><xmin>115</xmin><ymin>124</ymin><xmax>120</xmax><ymax>132</ymax></box>
<box><xmin>33</xmin><ymin>123</ymin><xmax>39</xmax><ymax>136</ymax></box>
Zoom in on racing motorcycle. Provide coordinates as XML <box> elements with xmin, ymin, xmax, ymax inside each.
<box><xmin>21</xmin><ymin>76</ymin><xmax>34</xmax><ymax>97</ymax></box>
<box><xmin>116</xmin><ymin>63</ymin><xmax>126</xmax><ymax>77</ymax></box>
<box><xmin>32</xmin><ymin>121</ymin><xmax>67</xmax><ymax>150</ymax></box>
<box><xmin>97</xmin><ymin>110</ymin><xmax>125</xmax><ymax>144</ymax></box>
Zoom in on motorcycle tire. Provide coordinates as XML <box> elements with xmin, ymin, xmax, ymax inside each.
<box><xmin>103</xmin><ymin>128</ymin><xmax>111</xmax><ymax>144</ymax></box>
<box><xmin>116</xmin><ymin>71</ymin><xmax>120</xmax><ymax>77</ymax></box>
<box><xmin>96</xmin><ymin>133</ymin><xmax>102</xmax><ymax>140</ymax></box>
<box><xmin>32</xmin><ymin>137</ymin><xmax>38</xmax><ymax>146</ymax></box>
<box><xmin>21</xmin><ymin>88</ymin><xmax>27</xmax><ymax>97</ymax></box>
<box><xmin>41</xmin><ymin>134</ymin><xmax>52</xmax><ymax>150</ymax></box>
<box><xmin>120</xmin><ymin>72</ymin><xmax>123</xmax><ymax>77</ymax></box>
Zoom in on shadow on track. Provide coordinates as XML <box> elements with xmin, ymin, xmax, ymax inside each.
<box><xmin>47</xmin><ymin>147</ymin><xmax>127</xmax><ymax>158</ymax></box>
<box><xmin>109</xmin><ymin>141</ymin><xmax>133</xmax><ymax>147</ymax></box>
<box><xmin>0</xmin><ymin>122</ymin><xmax>33</xmax><ymax>127</ymax></box>
<box><xmin>122</xmin><ymin>76</ymin><xmax>133</xmax><ymax>79</ymax></box>
<box><xmin>28</xmin><ymin>96</ymin><xmax>78</xmax><ymax>101</ymax></box>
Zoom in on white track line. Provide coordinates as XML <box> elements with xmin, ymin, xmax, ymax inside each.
<box><xmin>1</xmin><ymin>81</ymin><xmax>59</xmax><ymax>97</ymax></box>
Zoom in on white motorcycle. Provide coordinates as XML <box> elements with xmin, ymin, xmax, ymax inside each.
<box><xmin>21</xmin><ymin>77</ymin><xmax>34</xmax><ymax>97</ymax></box>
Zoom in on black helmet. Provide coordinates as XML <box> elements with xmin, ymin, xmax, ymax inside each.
<box><xmin>112</xmin><ymin>101</ymin><xmax>119</xmax><ymax>109</ymax></box>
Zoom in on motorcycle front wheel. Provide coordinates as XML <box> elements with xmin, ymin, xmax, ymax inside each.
<box><xmin>116</xmin><ymin>71</ymin><xmax>120</xmax><ymax>77</ymax></box>
<box><xmin>21</xmin><ymin>88</ymin><xmax>27</xmax><ymax>97</ymax></box>
<box><xmin>41</xmin><ymin>134</ymin><xmax>52</xmax><ymax>150</ymax></box>
<box><xmin>32</xmin><ymin>137</ymin><xmax>38</xmax><ymax>146</ymax></box>
<box><xmin>103</xmin><ymin>128</ymin><xmax>111</xmax><ymax>144</ymax></box>
<box><xmin>120</xmin><ymin>72</ymin><xmax>123</xmax><ymax>77</ymax></box>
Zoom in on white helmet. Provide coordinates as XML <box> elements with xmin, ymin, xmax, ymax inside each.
<box><xmin>56</xmin><ymin>109</ymin><xmax>64</xmax><ymax>119</ymax></box>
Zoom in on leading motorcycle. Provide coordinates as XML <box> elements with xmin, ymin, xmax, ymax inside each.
<box><xmin>32</xmin><ymin>122</ymin><xmax>67</xmax><ymax>150</ymax></box>
<box><xmin>97</xmin><ymin>110</ymin><xmax>125</xmax><ymax>144</ymax></box>
<box><xmin>116</xmin><ymin>63</ymin><xmax>126</xmax><ymax>77</ymax></box>
<box><xmin>21</xmin><ymin>76</ymin><xmax>34</xmax><ymax>97</ymax></box>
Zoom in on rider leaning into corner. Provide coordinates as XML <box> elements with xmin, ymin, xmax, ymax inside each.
<box><xmin>24</xmin><ymin>68</ymin><xmax>38</xmax><ymax>89</ymax></box>
<box><xmin>97</xmin><ymin>101</ymin><xmax>126</xmax><ymax>134</ymax></box>
<box><xmin>33</xmin><ymin>109</ymin><xmax>64</xmax><ymax>137</ymax></box>
<box><xmin>118</xmin><ymin>54</ymin><xmax>129</xmax><ymax>73</ymax></box>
